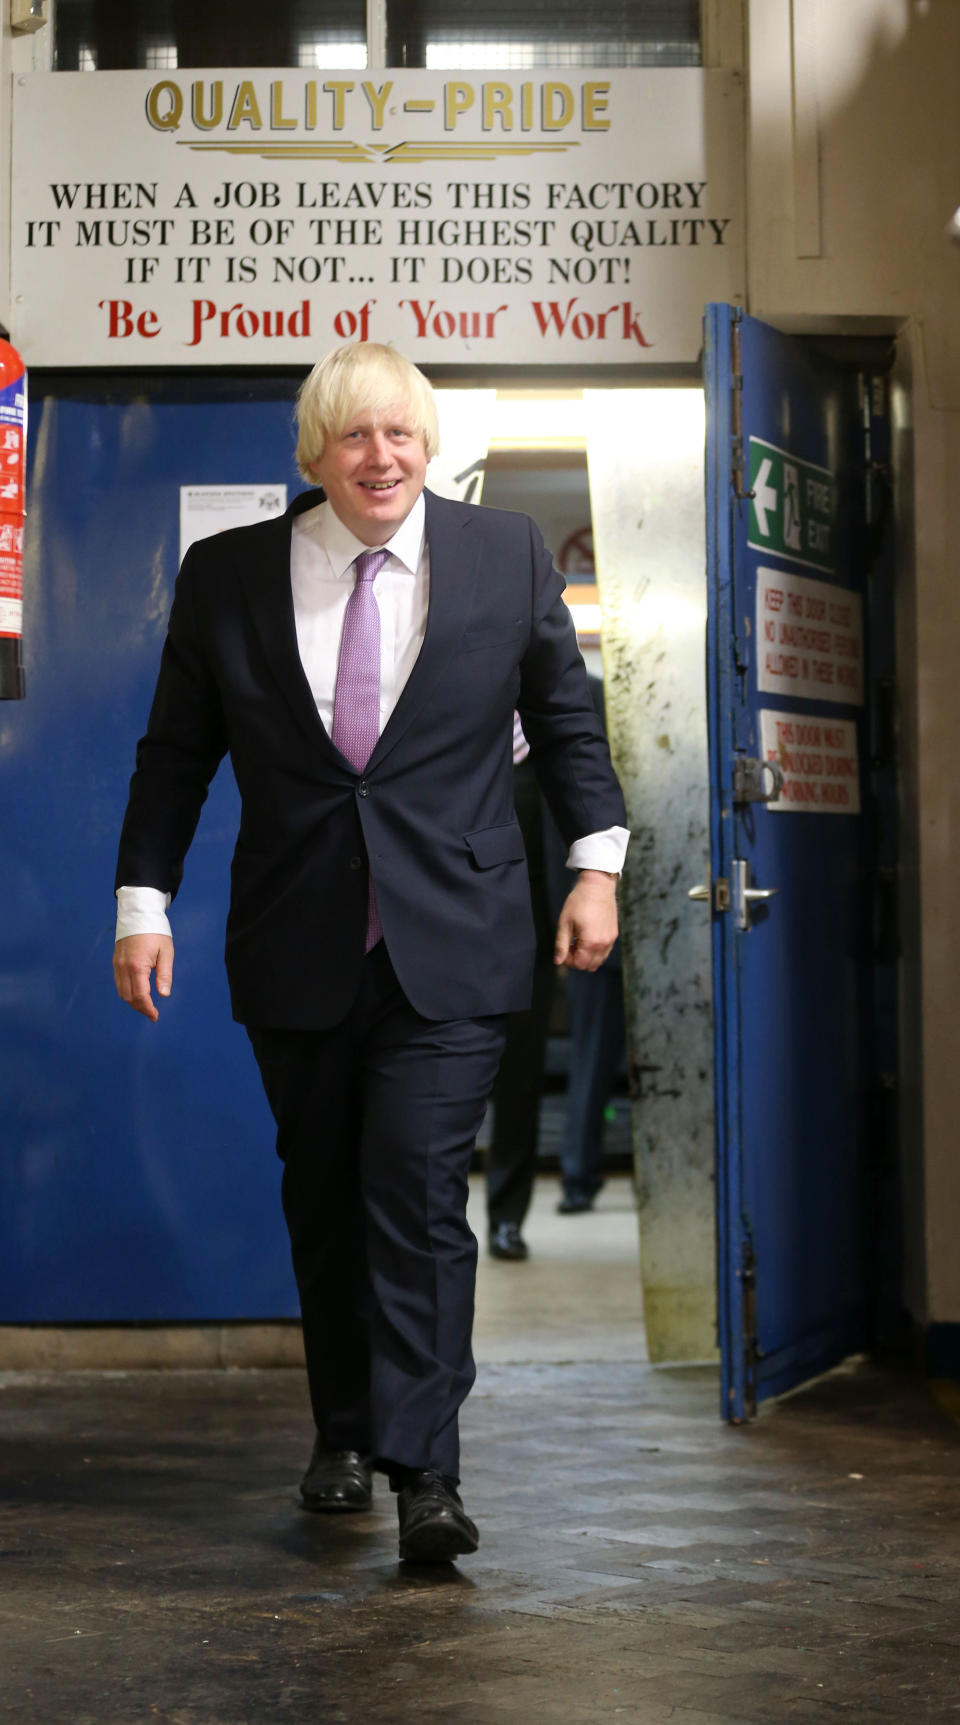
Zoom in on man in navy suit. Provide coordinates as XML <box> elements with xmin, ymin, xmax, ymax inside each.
<box><xmin>113</xmin><ymin>343</ymin><xmax>628</xmax><ymax>1563</ymax></box>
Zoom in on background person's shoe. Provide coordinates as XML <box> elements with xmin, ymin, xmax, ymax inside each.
<box><xmin>397</xmin><ymin>1470</ymin><xmax>479</xmax><ymax>1563</ymax></box>
<box><xmin>488</xmin><ymin>1221</ymin><xmax>529</xmax><ymax>1260</ymax></box>
<box><xmin>556</xmin><ymin>1193</ymin><xmax>594</xmax><ymax>1214</ymax></box>
<box><xmin>300</xmin><ymin>1442</ymin><xmax>373</xmax><ymax>1512</ymax></box>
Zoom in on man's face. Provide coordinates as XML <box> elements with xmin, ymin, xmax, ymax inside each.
<box><xmin>310</xmin><ymin>402</ymin><xmax>428</xmax><ymax>545</ymax></box>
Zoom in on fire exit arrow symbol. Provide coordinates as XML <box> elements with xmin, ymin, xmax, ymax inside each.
<box><xmin>748</xmin><ymin>436</ymin><xmax>836</xmax><ymax>572</ymax></box>
<box><xmin>752</xmin><ymin>457</ymin><xmax>778</xmax><ymax>536</ymax></box>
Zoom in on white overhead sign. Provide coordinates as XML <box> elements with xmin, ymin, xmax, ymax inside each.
<box><xmin>11</xmin><ymin>69</ymin><xmax>744</xmax><ymax>367</ymax></box>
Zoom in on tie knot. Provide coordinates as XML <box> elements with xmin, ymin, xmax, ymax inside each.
<box><xmin>354</xmin><ymin>548</ymin><xmax>389</xmax><ymax>585</ymax></box>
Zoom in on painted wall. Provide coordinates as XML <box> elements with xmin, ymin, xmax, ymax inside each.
<box><xmin>1</xmin><ymin>3</ymin><xmax>51</xmax><ymax>331</ymax></box>
<box><xmin>741</xmin><ymin>0</ymin><xmax>960</xmax><ymax>1329</ymax></box>
<box><xmin>0</xmin><ymin>5</ymin><xmax>9</xmax><ymax>333</ymax></box>
<box><xmin>2</xmin><ymin>0</ymin><xmax>957</xmax><ymax>1339</ymax></box>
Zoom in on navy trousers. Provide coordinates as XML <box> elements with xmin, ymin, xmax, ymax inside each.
<box><xmin>249</xmin><ymin>941</ymin><xmax>506</xmax><ymax>1483</ymax></box>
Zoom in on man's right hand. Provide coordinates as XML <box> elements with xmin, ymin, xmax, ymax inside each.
<box><xmin>113</xmin><ymin>934</ymin><xmax>175</xmax><ymax>1023</ymax></box>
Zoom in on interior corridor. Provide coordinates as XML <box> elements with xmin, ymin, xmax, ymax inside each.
<box><xmin>2</xmin><ymin>1174</ymin><xmax>958</xmax><ymax>1724</ymax></box>
<box><xmin>471</xmin><ymin>1173</ymin><xmax>648</xmax><ymax>1366</ymax></box>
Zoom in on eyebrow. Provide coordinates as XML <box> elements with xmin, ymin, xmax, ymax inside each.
<box><xmin>343</xmin><ymin>415</ymin><xmax>414</xmax><ymax>430</ymax></box>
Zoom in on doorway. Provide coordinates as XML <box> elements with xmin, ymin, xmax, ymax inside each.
<box><xmin>5</xmin><ymin>354</ymin><xmax>895</xmax><ymax>1394</ymax></box>
<box><xmin>435</xmin><ymin>385</ymin><xmax>714</xmax><ymax>1367</ymax></box>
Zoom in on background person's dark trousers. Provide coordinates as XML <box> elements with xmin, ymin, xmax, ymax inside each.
<box><xmin>486</xmin><ymin>756</ymin><xmax>555</xmax><ymax>1237</ymax></box>
<box><xmin>249</xmin><ymin>940</ymin><xmax>506</xmax><ymax>1483</ymax></box>
<box><xmin>559</xmin><ymin>962</ymin><xmax>626</xmax><ymax>1209</ymax></box>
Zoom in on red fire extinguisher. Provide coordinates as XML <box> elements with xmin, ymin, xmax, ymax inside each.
<box><xmin>0</xmin><ymin>337</ymin><xmax>26</xmax><ymax>700</ymax></box>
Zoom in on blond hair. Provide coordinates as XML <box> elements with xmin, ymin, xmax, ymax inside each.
<box><xmin>295</xmin><ymin>342</ymin><xmax>440</xmax><ymax>480</ymax></box>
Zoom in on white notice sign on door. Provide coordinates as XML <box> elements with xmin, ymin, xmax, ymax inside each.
<box><xmin>760</xmin><ymin>709</ymin><xmax>860</xmax><ymax>815</ymax></box>
<box><xmin>756</xmin><ymin>567</ymin><xmax>863</xmax><ymax>705</ymax></box>
<box><xmin>179</xmin><ymin>483</ymin><xmax>287</xmax><ymax>565</ymax></box>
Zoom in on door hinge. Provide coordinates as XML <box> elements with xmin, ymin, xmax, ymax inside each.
<box><xmin>730</xmin><ymin>312</ymin><xmax>755</xmax><ymax>504</ymax></box>
<box><xmin>873</xmin><ymin>675</ymin><xmax>897</xmax><ymax>766</ymax></box>
<box><xmin>742</xmin><ymin>1241</ymin><xmax>758</xmax><ymax>1420</ymax></box>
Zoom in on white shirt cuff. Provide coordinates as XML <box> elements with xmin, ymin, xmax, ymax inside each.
<box><xmin>566</xmin><ymin>825</ymin><xmax>630</xmax><ymax>876</ymax></box>
<box><xmin>115</xmin><ymin>885</ymin><xmax>173</xmax><ymax>943</ymax></box>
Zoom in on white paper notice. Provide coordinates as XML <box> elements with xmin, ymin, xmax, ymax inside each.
<box><xmin>760</xmin><ymin>709</ymin><xmax>860</xmax><ymax>815</ymax></box>
<box><xmin>756</xmin><ymin>567</ymin><xmax>863</xmax><ymax>706</ymax></box>
<box><xmin>179</xmin><ymin>483</ymin><xmax>287</xmax><ymax>564</ymax></box>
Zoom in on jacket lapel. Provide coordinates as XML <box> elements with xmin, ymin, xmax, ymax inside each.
<box><xmin>237</xmin><ymin>489</ymin><xmax>345</xmax><ymax>759</ymax></box>
<box><xmin>367</xmin><ymin>488</ymin><xmax>481</xmax><ymax>770</ymax></box>
<box><xmin>236</xmin><ymin>486</ymin><xmax>480</xmax><ymax>770</ymax></box>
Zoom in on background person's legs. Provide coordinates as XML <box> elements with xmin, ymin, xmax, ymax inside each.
<box><xmin>559</xmin><ymin>965</ymin><xmax>626</xmax><ymax>1212</ymax></box>
<box><xmin>486</xmin><ymin>756</ymin><xmax>554</xmax><ymax>1255</ymax></box>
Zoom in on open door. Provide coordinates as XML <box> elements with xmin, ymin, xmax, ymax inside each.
<box><xmin>703</xmin><ymin>306</ymin><xmax>881</xmax><ymax>1421</ymax></box>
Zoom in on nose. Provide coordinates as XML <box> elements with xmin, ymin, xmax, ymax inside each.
<box><xmin>366</xmin><ymin>430</ymin><xmax>391</xmax><ymax>466</ymax></box>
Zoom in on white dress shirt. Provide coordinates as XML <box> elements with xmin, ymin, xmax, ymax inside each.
<box><xmin>116</xmin><ymin>495</ymin><xmax>629</xmax><ymax>941</ymax></box>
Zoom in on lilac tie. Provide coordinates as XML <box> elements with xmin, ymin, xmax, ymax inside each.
<box><xmin>332</xmin><ymin>548</ymin><xmax>388</xmax><ymax>950</ymax></box>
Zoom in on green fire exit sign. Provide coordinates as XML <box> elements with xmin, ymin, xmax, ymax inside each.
<box><xmin>747</xmin><ymin>437</ymin><xmax>836</xmax><ymax>574</ymax></box>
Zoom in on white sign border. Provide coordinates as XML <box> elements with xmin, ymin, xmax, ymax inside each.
<box><xmin>11</xmin><ymin>67</ymin><xmax>745</xmax><ymax>368</ymax></box>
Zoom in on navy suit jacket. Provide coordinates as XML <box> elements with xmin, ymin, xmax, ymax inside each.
<box><xmin>116</xmin><ymin>487</ymin><xmax>627</xmax><ymax>1029</ymax></box>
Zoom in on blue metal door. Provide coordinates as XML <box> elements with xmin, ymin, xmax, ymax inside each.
<box><xmin>704</xmin><ymin>307</ymin><xmax>878</xmax><ymax>1420</ymax></box>
<box><xmin>0</xmin><ymin>377</ymin><xmax>303</xmax><ymax>1320</ymax></box>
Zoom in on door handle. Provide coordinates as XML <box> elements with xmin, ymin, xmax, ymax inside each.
<box><xmin>687</xmin><ymin>879</ymin><xmax>731</xmax><ymax>913</ymax></box>
<box><xmin>732</xmin><ymin>858</ymin><xmax>778</xmax><ymax>931</ymax></box>
<box><xmin>689</xmin><ymin>866</ymin><xmax>776</xmax><ymax>928</ymax></box>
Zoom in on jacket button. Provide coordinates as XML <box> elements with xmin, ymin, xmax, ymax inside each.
<box><xmin>349</xmin><ymin>856</ymin><xmax>363</xmax><ymax>870</ymax></box>
<box><xmin>358</xmin><ymin>780</ymin><xmax>369</xmax><ymax>797</ymax></box>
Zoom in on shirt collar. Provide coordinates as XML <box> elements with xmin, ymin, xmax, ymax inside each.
<box><xmin>301</xmin><ymin>491</ymin><xmax>426</xmax><ymax>580</ymax></box>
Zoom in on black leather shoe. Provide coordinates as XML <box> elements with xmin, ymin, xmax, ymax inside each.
<box><xmin>556</xmin><ymin>1193</ymin><xmax>594</xmax><ymax>1214</ymax></box>
<box><xmin>488</xmin><ymin>1221</ymin><xmax>529</xmax><ymax>1260</ymax></box>
<box><xmin>397</xmin><ymin>1470</ymin><xmax>479</xmax><ymax>1563</ymax></box>
<box><xmin>300</xmin><ymin>1441</ymin><xmax>373</xmax><ymax>1512</ymax></box>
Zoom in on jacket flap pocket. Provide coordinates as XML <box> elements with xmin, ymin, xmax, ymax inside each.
<box><xmin>465</xmin><ymin>822</ymin><xmax>526</xmax><ymax>869</ymax></box>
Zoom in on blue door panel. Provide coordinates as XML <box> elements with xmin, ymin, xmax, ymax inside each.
<box><xmin>1</xmin><ymin>379</ymin><xmax>306</xmax><ymax>1320</ymax></box>
<box><xmin>705</xmin><ymin>309</ymin><xmax>873</xmax><ymax>1418</ymax></box>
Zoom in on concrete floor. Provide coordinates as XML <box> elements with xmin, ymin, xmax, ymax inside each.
<box><xmin>471</xmin><ymin>1172</ymin><xmax>649</xmax><ymax>1364</ymax></box>
<box><xmin>2</xmin><ymin>1176</ymin><xmax>960</xmax><ymax>1724</ymax></box>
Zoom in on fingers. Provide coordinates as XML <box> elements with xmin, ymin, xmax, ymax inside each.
<box><xmin>553</xmin><ymin>907</ymin><xmax>575</xmax><ymax>967</ymax></box>
<box><xmin>554</xmin><ymin>883</ymin><xmax>619</xmax><ymax>971</ymax></box>
<box><xmin>553</xmin><ymin>920</ymin><xmax>616</xmax><ymax>971</ymax></box>
<box><xmin>113</xmin><ymin>935</ymin><xmax>174</xmax><ymax>1022</ymax></box>
<box><xmin>155</xmin><ymin>941</ymin><xmax>174</xmax><ymax>999</ymax></box>
<box><xmin>113</xmin><ymin>950</ymin><xmax>159</xmax><ymax>1020</ymax></box>
<box><xmin>563</xmin><ymin>934</ymin><xmax>615</xmax><ymax>972</ymax></box>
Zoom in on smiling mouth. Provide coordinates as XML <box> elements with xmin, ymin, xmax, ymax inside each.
<box><xmin>361</xmin><ymin>480</ymin><xmax>400</xmax><ymax>492</ymax></box>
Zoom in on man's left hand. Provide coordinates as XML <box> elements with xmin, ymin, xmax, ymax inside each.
<box><xmin>554</xmin><ymin>870</ymin><xmax>619</xmax><ymax>971</ymax></box>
